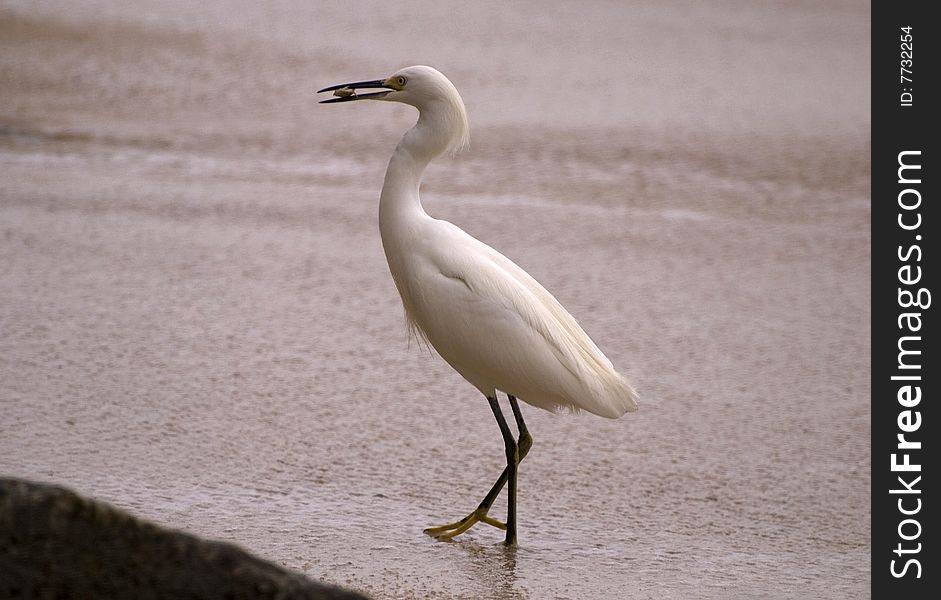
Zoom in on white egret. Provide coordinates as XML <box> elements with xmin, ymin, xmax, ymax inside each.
<box><xmin>318</xmin><ymin>66</ymin><xmax>638</xmax><ymax>545</ymax></box>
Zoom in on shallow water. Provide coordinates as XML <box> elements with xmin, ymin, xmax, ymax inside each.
<box><xmin>1</xmin><ymin>2</ymin><xmax>870</xmax><ymax>598</ymax></box>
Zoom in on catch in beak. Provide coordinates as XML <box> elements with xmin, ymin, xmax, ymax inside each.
<box><xmin>317</xmin><ymin>78</ymin><xmax>397</xmax><ymax>103</ymax></box>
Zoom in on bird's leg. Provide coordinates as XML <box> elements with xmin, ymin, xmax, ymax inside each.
<box><xmin>505</xmin><ymin>395</ymin><xmax>532</xmax><ymax>547</ymax></box>
<box><xmin>494</xmin><ymin>395</ymin><xmax>519</xmax><ymax>545</ymax></box>
<box><xmin>507</xmin><ymin>395</ymin><xmax>533</xmax><ymax>464</ymax></box>
<box><xmin>424</xmin><ymin>395</ymin><xmax>533</xmax><ymax>544</ymax></box>
<box><xmin>423</xmin><ymin>395</ymin><xmax>510</xmax><ymax>539</ymax></box>
<box><xmin>500</xmin><ymin>395</ymin><xmax>532</xmax><ymax>545</ymax></box>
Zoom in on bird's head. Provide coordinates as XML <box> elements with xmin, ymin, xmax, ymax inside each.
<box><xmin>319</xmin><ymin>65</ymin><xmax>469</xmax><ymax>154</ymax></box>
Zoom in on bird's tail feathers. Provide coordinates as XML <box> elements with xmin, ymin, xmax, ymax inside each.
<box><xmin>581</xmin><ymin>368</ymin><xmax>639</xmax><ymax>418</ymax></box>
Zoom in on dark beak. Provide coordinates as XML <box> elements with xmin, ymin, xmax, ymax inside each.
<box><xmin>317</xmin><ymin>79</ymin><xmax>393</xmax><ymax>103</ymax></box>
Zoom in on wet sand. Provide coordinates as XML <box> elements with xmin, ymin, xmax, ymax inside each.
<box><xmin>1</xmin><ymin>1</ymin><xmax>870</xmax><ymax>598</ymax></box>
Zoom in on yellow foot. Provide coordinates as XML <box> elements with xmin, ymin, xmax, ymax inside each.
<box><xmin>424</xmin><ymin>508</ymin><xmax>506</xmax><ymax>540</ymax></box>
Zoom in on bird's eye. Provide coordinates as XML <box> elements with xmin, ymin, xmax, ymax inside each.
<box><xmin>397</xmin><ymin>76</ymin><xmax>407</xmax><ymax>87</ymax></box>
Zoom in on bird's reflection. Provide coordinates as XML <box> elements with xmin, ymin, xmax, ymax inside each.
<box><xmin>453</xmin><ymin>538</ymin><xmax>526</xmax><ymax>600</ymax></box>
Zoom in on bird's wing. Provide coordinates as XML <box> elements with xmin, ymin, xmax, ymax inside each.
<box><xmin>428</xmin><ymin>220</ymin><xmax>637</xmax><ymax>416</ymax></box>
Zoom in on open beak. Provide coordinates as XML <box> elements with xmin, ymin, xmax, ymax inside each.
<box><xmin>317</xmin><ymin>79</ymin><xmax>394</xmax><ymax>103</ymax></box>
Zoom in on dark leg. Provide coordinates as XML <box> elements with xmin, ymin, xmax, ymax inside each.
<box><xmin>488</xmin><ymin>395</ymin><xmax>518</xmax><ymax>545</ymax></box>
<box><xmin>508</xmin><ymin>395</ymin><xmax>533</xmax><ymax>462</ymax></box>
<box><xmin>503</xmin><ymin>395</ymin><xmax>532</xmax><ymax>545</ymax></box>
<box><xmin>423</xmin><ymin>393</ymin><xmax>535</xmax><ymax>543</ymax></box>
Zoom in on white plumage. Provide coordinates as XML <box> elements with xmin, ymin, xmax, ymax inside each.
<box><xmin>319</xmin><ymin>65</ymin><xmax>637</xmax><ymax>544</ymax></box>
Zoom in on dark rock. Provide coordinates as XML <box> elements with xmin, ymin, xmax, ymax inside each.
<box><xmin>0</xmin><ymin>478</ymin><xmax>370</xmax><ymax>600</ymax></box>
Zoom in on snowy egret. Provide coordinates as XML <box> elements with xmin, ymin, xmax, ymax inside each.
<box><xmin>318</xmin><ymin>66</ymin><xmax>638</xmax><ymax>545</ymax></box>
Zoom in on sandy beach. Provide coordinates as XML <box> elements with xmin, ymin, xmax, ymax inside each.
<box><xmin>1</xmin><ymin>1</ymin><xmax>870</xmax><ymax>598</ymax></box>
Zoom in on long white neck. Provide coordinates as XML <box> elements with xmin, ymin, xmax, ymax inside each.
<box><xmin>378</xmin><ymin>108</ymin><xmax>455</xmax><ymax>247</ymax></box>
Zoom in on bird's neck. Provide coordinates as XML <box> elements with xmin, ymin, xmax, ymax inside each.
<box><xmin>378</xmin><ymin>113</ymin><xmax>450</xmax><ymax>234</ymax></box>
